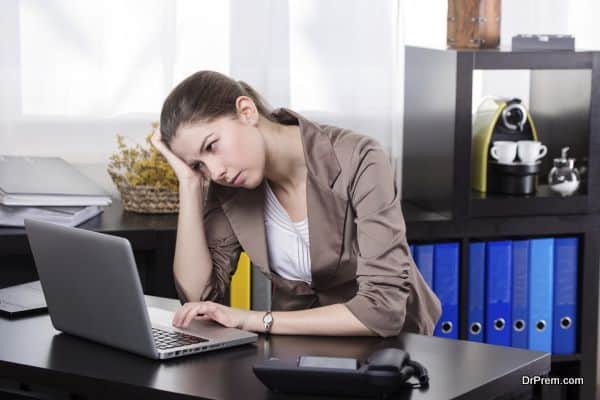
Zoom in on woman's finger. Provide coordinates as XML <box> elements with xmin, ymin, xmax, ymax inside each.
<box><xmin>173</xmin><ymin>302</ymin><xmax>202</xmax><ymax>327</ymax></box>
<box><xmin>172</xmin><ymin>305</ymin><xmax>190</xmax><ymax>327</ymax></box>
<box><xmin>150</xmin><ymin>129</ymin><xmax>185</xmax><ymax>165</ymax></box>
<box><xmin>151</xmin><ymin>132</ymin><xmax>206</xmax><ymax>184</ymax></box>
<box><xmin>151</xmin><ymin>136</ymin><xmax>182</xmax><ymax>167</ymax></box>
<box><xmin>150</xmin><ymin>129</ymin><xmax>170</xmax><ymax>155</ymax></box>
<box><xmin>181</xmin><ymin>302</ymin><xmax>217</xmax><ymax>328</ymax></box>
<box><xmin>180</xmin><ymin>304</ymin><xmax>205</xmax><ymax>327</ymax></box>
<box><xmin>172</xmin><ymin>305</ymin><xmax>186</xmax><ymax>326</ymax></box>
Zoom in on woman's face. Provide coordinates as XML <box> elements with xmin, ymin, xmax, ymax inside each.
<box><xmin>170</xmin><ymin>113</ymin><xmax>266</xmax><ymax>189</ymax></box>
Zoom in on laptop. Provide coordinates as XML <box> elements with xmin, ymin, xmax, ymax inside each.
<box><xmin>24</xmin><ymin>219</ymin><xmax>257</xmax><ymax>360</ymax></box>
<box><xmin>0</xmin><ymin>280</ymin><xmax>47</xmax><ymax>318</ymax></box>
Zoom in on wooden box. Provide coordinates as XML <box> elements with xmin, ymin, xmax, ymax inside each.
<box><xmin>447</xmin><ymin>0</ymin><xmax>501</xmax><ymax>49</ymax></box>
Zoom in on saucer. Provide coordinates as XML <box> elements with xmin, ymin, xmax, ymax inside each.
<box><xmin>490</xmin><ymin>160</ymin><xmax>541</xmax><ymax>166</ymax></box>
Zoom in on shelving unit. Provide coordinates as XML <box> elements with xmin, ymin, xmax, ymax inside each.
<box><xmin>470</xmin><ymin>185</ymin><xmax>589</xmax><ymax>217</ymax></box>
<box><xmin>402</xmin><ymin>46</ymin><xmax>600</xmax><ymax>400</ymax></box>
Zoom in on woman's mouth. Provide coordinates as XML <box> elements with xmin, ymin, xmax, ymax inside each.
<box><xmin>232</xmin><ymin>171</ymin><xmax>243</xmax><ymax>186</ymax></box>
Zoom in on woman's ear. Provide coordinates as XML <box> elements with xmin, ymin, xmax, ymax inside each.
<box><xmin>235</xmin><ymin>96</ymin><xmax>259</xmax><ymax>125</ymax></box>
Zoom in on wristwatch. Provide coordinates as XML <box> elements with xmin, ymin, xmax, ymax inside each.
<box><xmin>263</xmin><ymin>311</ymin><xmax>273</xmax><ymax>334</ymax></box>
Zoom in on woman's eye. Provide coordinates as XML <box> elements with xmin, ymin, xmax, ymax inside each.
<box><xmin>206</xmin><ymin>141</ymin><xmax>216</xmax><ymax>152</ymax></box>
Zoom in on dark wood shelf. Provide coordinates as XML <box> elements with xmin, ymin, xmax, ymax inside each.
<box><xmin>465</xmin><ymin>215</ymin><xmax>593</xmax><ymax>240</ymax></box>
<box><xmin>552</xmin><ymin>354</ymin><xmax>581</xmax><ymax>364</ymax></box>
<box><xmin>402</xmin><ymin>46</ymin><xmax>600</xmax><ymax>400</ymax></box>
<box><xmin>402</xmin><ymin>201</ymin><xmax>462</xmax><ymax>242</ymax></box>
<box><xmin>402</xmin><ymin>201</ymin><xmax>452</xmax><ymax>223</ymax></box>
<box><xmin>472</xmin><ymin>49</ymin><xmax>594</xmax><ymax>70</ymax></box>
<box><xmin>470</xmin><ymin>185</ymin><xmax>589</xmax><ymax>217</ymax></box>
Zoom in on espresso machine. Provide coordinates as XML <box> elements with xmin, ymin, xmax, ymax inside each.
<box><xmin>471</xmin><ymin>98</ymin><xmax>541</xmax><ymax>195</ymax></box>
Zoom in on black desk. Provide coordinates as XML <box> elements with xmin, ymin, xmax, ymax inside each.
<box><xmin>0</xmin><ymin>200</ymin><xmax>179</xmax><ymax>297</ymax></box>
<box><xmin>0</xmin><ymin>297</ymin><xmax>550</xmax><ymax>400</ymax></box>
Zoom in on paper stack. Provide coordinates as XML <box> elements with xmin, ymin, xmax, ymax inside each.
<box><xmin>0</xmin><ymin>155</ymin><xmax>111</xmax><ymax>227</ymax></box>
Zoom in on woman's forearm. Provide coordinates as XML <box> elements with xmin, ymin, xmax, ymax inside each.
<box><xmin>173</xmin><ymin>183</ymin><xmax>212</xmax><ymax>302</ymax></box>
<box><xmin>242</xmin><ymin>304</ymin><xmax>376</xmax><ymax>336</ymax></box>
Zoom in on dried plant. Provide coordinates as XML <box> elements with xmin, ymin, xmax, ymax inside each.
<box><xmin>108</xmin><ymin>123</ymin><xmax>178</xmax><ymax>192</ymax></box>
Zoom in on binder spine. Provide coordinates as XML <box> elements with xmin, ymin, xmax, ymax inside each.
<box><xmin>512</xmin><ymin>240</ymin><xmax>529</xmax><ymax>349</ymax></box>
<box><xmin>486</xmin><ymin>241</ymin><xmax>512</xmax><ymax>347</ymax></box>
<box><xmin>468</xmin><ymin>242</ymin><xmax>485</xmax><ymax>342</ymax></box>
<box><xmin>528</xmin><ymin>239</ymin><xmax>554</xmax><ymax>352</ymax></box>
<box><xmin>433</xmin><ymin>243</ymin><xmax>460</xmax><ymax>339</ymax></box>
<box><xmin>553</xmin><ymin>237</ymin><xmax>578</xmax><ymax>355</ymax></box>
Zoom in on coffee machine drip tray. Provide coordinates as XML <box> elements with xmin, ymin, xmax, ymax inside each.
<box><xmin>487</xmin><ymin>161</ymin><xmax>541</xmax><ymax>195</ymax></box>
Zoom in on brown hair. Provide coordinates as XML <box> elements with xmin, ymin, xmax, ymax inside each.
<box><xmin>159</xmin><ymin>71</ymin><xmax>276</xmax><ymax>145</ymax></box>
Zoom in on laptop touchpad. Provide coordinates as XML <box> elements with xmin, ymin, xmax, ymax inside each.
<box><xmin>147</xmin><ymin>306</ymin><xmax>248</xmax><ymax>340</ymax></box>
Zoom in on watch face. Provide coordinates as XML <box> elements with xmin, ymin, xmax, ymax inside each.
<box><xmin>264</xmin><ymin>313</ymin><xmax>273</xmax><ymax>324</ymax></box>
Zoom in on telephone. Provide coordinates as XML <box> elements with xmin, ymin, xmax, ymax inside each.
<box><xmin>253</xmin><ymin>348</ymin><xmax>429</xmax><ymax>397</ymax></box>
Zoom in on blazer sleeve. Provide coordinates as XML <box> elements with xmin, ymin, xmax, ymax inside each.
<box><xmin>343</xmin><ymin>137</ymin><xmax>438</xmax><ymax>337</ymax></box>
<box><xmin>174</xmin><ymin>184</ymin><xmax>242</xmax><ymax>305</ymax></box>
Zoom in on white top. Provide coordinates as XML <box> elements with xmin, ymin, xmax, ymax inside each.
<box><xmin>263</xmin><ymin>181</ymin><xmax>312</xmax><ymax>284</ymax></box>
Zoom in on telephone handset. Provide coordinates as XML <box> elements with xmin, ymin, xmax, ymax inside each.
<box><xmin>364</xmin><ymin>348</ymin><xmax>429</xmax><ymax>388</ymax></box>
<box><xmin>253</xmin><ymin>347</ymin><xmax>429</xmax><ymax>397</ymax></box>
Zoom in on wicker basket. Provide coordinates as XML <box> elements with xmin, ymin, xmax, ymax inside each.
<box><xmin>117</xmin><ymin>183</ymin><xmax>179</xmax><ymax>214</ymax></box>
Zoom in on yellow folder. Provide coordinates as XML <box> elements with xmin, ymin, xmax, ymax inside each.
<box><xmin>230</xmin><ymin>252</ymin><xmax>251</xmax><ymax>309</ymax></box>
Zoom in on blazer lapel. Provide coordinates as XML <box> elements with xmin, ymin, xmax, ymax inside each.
<box><xmin>219</xmin><ymin>182</ymin><xmax>271</xmax><ymax>277</ymax></box>
<box><xmin>306</xmin><ymin>176</ymin><xmax>348</xmax><ymax>289</ymax></box>
<box><xmin>290</xmin><ymin>109</ymin><xmax>348</xmax><ymax>290</ymax></box>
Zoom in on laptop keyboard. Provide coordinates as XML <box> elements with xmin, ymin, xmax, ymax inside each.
<box><xmin>152</xmin><ymin>327</ymin><xmax>208</xmax><ymax>350</ymax></box>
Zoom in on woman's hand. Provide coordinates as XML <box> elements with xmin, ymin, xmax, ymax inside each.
<box><xmin>172</xmin><ymin>301</ymin><xmax>252</xmax><ymax>330</ymax></box>
<box><xmin>151</xmin><ymin>128</ymin><xmax>207</xmax><ymax>188</ymax></box>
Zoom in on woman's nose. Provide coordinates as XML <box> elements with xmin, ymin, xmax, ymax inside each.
<box><xmin>210</xmin><ymin>166</ymin><xmax>227</xmax><ymax>182</ymax></box>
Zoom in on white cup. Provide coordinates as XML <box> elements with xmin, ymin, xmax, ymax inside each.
<box><xmin>517</xmin><ymin>140</ymin><xmax>547</xmax><ymax>164</ymax></box>
<box><xmin>490</xmin><ymin>141</ymin><xmax>517</xmax><ymax>164</ymax></box>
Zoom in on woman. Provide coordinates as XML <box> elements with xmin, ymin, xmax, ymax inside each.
<box><xmin>152</xmin><ymin>71</ymin><xmax>441</xmax><ymax>337</ymax></box>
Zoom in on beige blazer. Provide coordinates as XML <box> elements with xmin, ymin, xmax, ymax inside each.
<box><xmin>177</xmin><ymin>108</ymin><xmax>441</xmax><ymax>337</ymax></box>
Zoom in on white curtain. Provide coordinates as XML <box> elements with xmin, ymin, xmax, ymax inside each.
<box><xmin>0</xmin><ymin>0</ymin><xmax>404</xmax><ymax>186</ymax></box>
<box><xmin>1</xmin><ymin>0</ymin><xmax>232</xmax><ymax>165</ymax></box>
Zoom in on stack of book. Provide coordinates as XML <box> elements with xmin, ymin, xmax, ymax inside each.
<box><xmin>0</xmin><ymin>155</ymin><xmax>111</xmax><ymax>227</ymax></box>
